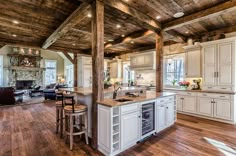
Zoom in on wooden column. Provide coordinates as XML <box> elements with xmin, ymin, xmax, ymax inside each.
<box><xmin>156</xmin><ymin>32</ymin><xmax>164</xmax><ymax>92</ymax></box>
<box><xmin>91</xmin><ymin>0</ymin><xmax>104</xmax><ymax>149</ymax></box>
<box><xmin>73</xmin><ymin>53</ymin><xmax>78</xmax><ymax>87</ymax></box>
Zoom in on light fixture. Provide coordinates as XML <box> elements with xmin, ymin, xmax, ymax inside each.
<box><xmin>104</xmin><ymin>41</ymin><xmax>106</xmax><ymax>44</ymax></box>
<box><xmin>185</xmin><ymin>31</ymin><xmax>189</xmax><ymax>34</ymax></box>
<box><xmin>12</xmin><ymin>20</ymin><xmax>19</xmax><ymax>24</ymax></box>
<box><xmin>130</xmin><ymin>41</ymin><xmax>134</xmax><ymax>44</ymax></box>
<box><xmin>87</xmin><ymin>13</ymin><xmax>92</xmax><ymax>18</ymax></box>
<box><xmin>173</xmin><ymin>12</ymin><xmax>184</xmax><ymax>18</ymax></box>
<box><xmin>121</xmin><ymin>34</ymin><xmax>125</xmax><ymax>37</ymax></box>
<box><xmin>116</xmin><ymin>24</ymin><xmax>121</xmax><ymax>29</ymax></box>
<box><xmin>12</xmin><ymin>34</ymin><xmax>17</xmax><ymax>37</ymax></box>
<box><xmin>156</xmin><ymin>16</ymin><xmax>161</xmax><ymax>19</ymax></box>
<box><xmin>72</xmin><ymin>43</ymin><xmax>76</xmax><ymax>46</ymax></box>
<box><xmin>108</xmin><ymin>39</ymin><xmax>114</xmax><ymax>42</ymax></box>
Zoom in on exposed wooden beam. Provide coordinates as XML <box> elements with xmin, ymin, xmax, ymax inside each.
<box><xmin>91</xmin><ymin>0</ymin><xmax>104</xmax><ymax>149</ymax></box>
<box><xmin>74</xmin><ymin>53</ymin><xmax>78</xmax><ymax>87</ymax></box>
<box><xmin>164</xmin><ymin>0</ymin><xmax>236</xmax><ymax>31</ymax></box>
<box><xmin>0</xmin><ymin>43</ymin><xmax>5</xmax><ymax>49</ymax></box>
<box><xmin>42</xmin><ymin>3</ymin><xmax>90</xmax><ymax>49</ymax></box>
<box><xmin>62</xmin><ymin>52</ymin><xmax>74</xmax><ymax>64</ymax></box>
<box><xmin>104</xmin><ymin>0</ymin><xmax>161</xmax><ymax>32</ymax></box>
<box><xmin>198</xmin><ymin>25</ymin><xmax>236</xmax><ymax>38</ymax></box>
<box><xmin>163</xmin><ymin>30</ymin><xmax>186</xmax><ymax>43</ymax></box>
<box><xmin>156</xmin><ymin>32</ymin><xmax>164</xmax><ymax>92</ymax></box>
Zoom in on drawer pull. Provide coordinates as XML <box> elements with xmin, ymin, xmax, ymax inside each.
<box><xmin>160</xmin><ymin>105</ymin><xmax>165</xmax><ymax>107</ymax></box>
<box><xmin>202</xmin><ymin>94</ymin><xmax>207</xmax><ymax>96</ymax></box>
<box><xmin>160</xmin><ymin>100</ymin><xmax>164</xmax><ymax>102</ymax></box>
<box><xmin>187</xmin><ymin>93</ymin><xmax>191</xmax><ymax>95</ymax></box>
<box><xmin>208</xmin><ymin>87</ymin><xmax>213</xmax><ymax>89</ymax></box>
<box><xmin>220</xmin><ymin>96</ymin><xmax>225</xmax><ymax>98</ymax></box>
<box><xmin>221</xmin><ymin>88</ymin><xmax>227</xmax><ymax>89</ymax></box>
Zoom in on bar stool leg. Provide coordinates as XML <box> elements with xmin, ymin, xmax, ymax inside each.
<box><xmin>84</xmin><ymin>112</ymin><xmax>89</xmax><ymax>145</ymax></box>
<box><xmin>60</xmin><ymin>108</ymin><xmax>64</xmax><ymax>138</ymax></box>
<box><xmin>56</xmin><ymin>108</ymin><xmax>59</xmax><ymax>134</ymax></box>
<box><xmin>64</xmin><ymin>115</ymin><xmax>68</xmax><ymax>143</ymax></box>
<box><xmin>69</xmin><ymin>114</ymin><xmax>73</xmax><ymax>150</ymax></box>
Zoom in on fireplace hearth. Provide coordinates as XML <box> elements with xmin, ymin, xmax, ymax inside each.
<box><xmin>16</xmin><ymin>80</ymin><xmax>34</xmax><ymax>90</ymax></box>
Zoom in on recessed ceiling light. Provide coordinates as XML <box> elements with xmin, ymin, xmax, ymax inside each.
<box><xmin>130</xmin><ymin>41</ymin><xmax>134</xmax><ymax>44</ymax></box>
<box><xmin>185</xmin><ymin>31</ymin><xmax>189</xmax><ymax>34</ymax></box>
<box><xmin>12</xmin><ymin>34</ymin><xmax>17</xmax><ymax>37</ymax></box>
<box><xmin>116</xmin><ymin>24</ymin><xmax>121</xmax><ymax>29</ymax></box>
<box><xmin>156</xmin><ymin>16</ymin><xmax>161</xmax><ymax>19</ymax></box>
<box><xmin>108</xmin><ymin>39</ymin><xmax>114</xmax><ymax>42</ymax></box>
<box><xmin>72</xmin><ymin>43</ymin><xmax>76</xmax><ymax>46</ymax></box>
<box><xmin>104</xmin><ymin>41</ymin><xmax>106</xmax><ymax>44</ymax></box>
<box><xmin>87</xmin><ymin>13</ymin><xmax>92</xmax><ymax>18</ymax></box>
<box><xmin>173</xmin><ymin>12</ymin><xmax>184</xmax><ymax>18</ymax></box>
<box><xmin>12</xmin><ymin>20</ymin><xmax>19</xmax><ymax>24</ymax></box>
<box><xmin>121</xmin><ymin>34</ymin><xmax>125</xmax><ymax>37</ymax></box>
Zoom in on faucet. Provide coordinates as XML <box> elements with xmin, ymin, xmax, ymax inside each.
<box><xmin>113</xmin><ymin>86</ymin><xmax>121</xmax><ymax>99</ymax></box>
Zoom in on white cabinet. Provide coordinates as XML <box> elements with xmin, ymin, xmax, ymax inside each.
<box><xmin>109</xmin><ymin>59</ymin><xmax>122</xmax><ymax>78</ymax></box>
<box><xmin>184</xmin><ymin>45</ymin><xmax>201</xmax><ymax>78</ymax></box>
<box><xmin>78</xmin><ymin>56</ymin><xmax>92</xmax><ymax>88</ymax></box>
<box><xmin>83</xmin><ymin>65</ymin><xmax>92</xmax><ymax>87</ymax></box>
<box><xmin>197</xmin><ymin>97</ymin><xmax>213</xmax><ymax>117</ymax></box>
<box><xmin>121</xmin><ymin>111</ymin><xmax>140</xmax><ymax>150</ymax></box>
<box><xmin>182</xmin><ymin>96</ymin><xmax>197</xmax><ymax>114</ymax></box>
<box><xmin>176</xmin><ymin>95</ymin><xmax>183</xmax><ymax>111</ymax></box>
<box><xmin>214</xmin><ymin>99</ymin><xmax>232</xmax><ymax>120</ymax></box>
<box><xmin>201</xmin><ymin>38</ymin><xmax>236</xmax><ymax>92</ymax></box>
<box><xmin>130</xmin><ymin>51</ymin><xmax>155</xmax><ymax>70</ymax></box>
<box><xmin>156</xmin><ymin>96</ymin><xmax>176</xmax><ymax>133</ymax></box>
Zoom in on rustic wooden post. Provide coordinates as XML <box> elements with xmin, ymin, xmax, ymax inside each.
<box><xmin>91</xmin><ymin>0</ymin><xmax>104</xmax><ymax>149</ymax></box>
<box><xmin>156</xmin><ymin>32</ymin><xmax>164</xmax><ymax>92</ymax></box>
<box><xmin>73</xmin><ymin>53</ymin><xmax>78</xmax><ymax>87</ymax></box>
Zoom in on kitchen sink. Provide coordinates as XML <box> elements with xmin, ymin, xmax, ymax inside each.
<box><xmin>115</xmin><ymin>98</ymin><xmax>133</xmax><ymax>102</ymax></box>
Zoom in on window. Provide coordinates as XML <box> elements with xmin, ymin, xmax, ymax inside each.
<box><xmin>45</xmin><ymin>60</ymin><xmax>57</xmax><ymax>85</ymax></box>
<box><xmin>164</xmin><ymin>54</ymin><xmax>184</xmax><ymax>87</ymax></box>
<box><xmin>123</xmin><ymin>62</ymin><xmax>135</xmax><ymax>84</ymax></box>
<box><xmin>0</xmin><ymin>55</ymin><xmax>3</xmax><ymax>86</ymax></box>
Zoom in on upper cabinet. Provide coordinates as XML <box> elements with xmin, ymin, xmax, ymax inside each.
<box><xmin>109</xmin><ymin>59</ymin><xmax>122</xmax><ymax>78</ymax></box>
<box><xmin>130</xmin><ymin>51</ymin><xmax>156</xmax><ymax>70</ymax></box>
<box><xmin>183</xmin><ymin>45</ymin><xmax>201</xmax><ymax>78</ymax></box>
<box><xmin>201</xmin><ymin>38</ymin><xmax>236</xmax><ymax>92</ymax></box>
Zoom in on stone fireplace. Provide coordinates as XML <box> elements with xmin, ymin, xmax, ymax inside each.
<box><xmin>16</xmin><ymin>80</ymin><xmax>34</xmax><ymax>90</ymax></box>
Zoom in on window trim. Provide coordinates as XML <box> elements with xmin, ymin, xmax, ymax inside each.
<box><xmin>163</xmin><ymin>53</ymin><xmax>185</xmax><ymax>89</ymax></box>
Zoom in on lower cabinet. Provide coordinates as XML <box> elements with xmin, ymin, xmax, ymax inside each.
<box><xmin>176</xmin><ymin>95</ymin><xmax>183</xmax><ymax>111</ymax></box>
<box><xmin>198</xmin><ymin>97</ymin><xmax>213</xmax><ymax>117</ymax></box>
<box><xmin>121</xmin><ymin>111</ymin><xmax>140</xmax><ymax>150</ymax></box>
<box><xmin>214</xmin><ymin>99</ymin><xmax>232</xmax><ymax>120</ymax></box>
<box><xmin>182</xmin><ymin>96</ymin><xmax>197</xmax><ymax>113</ymax></box>
<box><xmin>156</xmin><ymin>104</ymin><xmax>166</xmax><ymax>132</ymax></box>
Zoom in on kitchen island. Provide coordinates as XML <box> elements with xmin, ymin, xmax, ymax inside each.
<box><xmin>60</xmin><ymin>86</ymin><xmax>147</xmax><ymax>137</ymax></box>
<box><xmin>97</xmin><ymin>91</ymin><xmax>176</xmax><ymax>156</ymax></box>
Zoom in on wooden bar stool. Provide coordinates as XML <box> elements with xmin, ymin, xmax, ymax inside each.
<box><xmin>63</xmin><ymin>94</ymin><xmax>89</xmax><ymax>150</ymax></box>
<box><xmin>55</xmin><ymin>90</ymin><xmax>64</xmax><ymax>138</ymax></box>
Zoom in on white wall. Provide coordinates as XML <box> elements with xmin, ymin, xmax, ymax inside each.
<box><xmin>135</xmin><ymin>70</ymin><xmax>156</xmax><ymax>86</ymax></box>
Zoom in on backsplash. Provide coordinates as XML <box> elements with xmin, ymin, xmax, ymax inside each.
<box><xmin>135</xmin><ymin>71</ymin><xmax>156</xmax><ymax>86</ymax></box>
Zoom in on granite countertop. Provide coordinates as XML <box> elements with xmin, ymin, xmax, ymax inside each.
<box><xmin>97</xmin><ymin>91</ymin><xmax>176</xmax><ymax>107</ymax></box>
<box><xmin>164</xmin><ymin>88</ymin><xmax>235</xmax><ymax>94</ymax></box>
<box><xmin>60</xmin><ymin>86</ymin><xmax>145</xmax><ymax>96</ymax></box>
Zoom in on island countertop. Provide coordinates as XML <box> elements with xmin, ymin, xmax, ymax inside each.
<box><xmin>97</xmin><ymin>91</ymin><xmax>176</xmax><ymax>107</ymax></box>
<box><xmin>59</xmin><ymin>86</ymin><xmax>146</xmax><ymax>96</ymax></box>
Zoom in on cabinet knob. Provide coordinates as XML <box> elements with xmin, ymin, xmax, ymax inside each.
<box><xmin>138</xmin><ymin>116</ymin><xmax>141</xmax><ymax>118</ymax></box>
<box><xmin>166</xmin><ymin>107</ymin><xmax>168</xmax><ymax>109</ymax></box>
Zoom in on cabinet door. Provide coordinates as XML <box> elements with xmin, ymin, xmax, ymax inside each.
<box><xmin>121</xmin><ymin>111</ymin><xmax>140</xmax><ymax>150</ymax></box>
<box><xmin>214</xmin><ymin>99</ymin><xmax>232</xmax><ymax>120</ymax></box>
<box><xmin>198</xmin><ymin>97</ymin><xmax>213</xmax><ymax>117</ymax></box>
<box><xmin>166</xmin><ymin>102</ymin><xmax>175</xmax><ymax>125</ymax></box>
<box><xmin>144</xmin><ymin>53</ymin><xmax>154</xmax><ymax>66</ymax></box>
<box><xmin>110</xmin><ymin>62</ymin><xmax>117</xmax><ymax>78</ymax></box>
<box><xmin>83</xmin><ymin>65</ymin><xmax>92</xmax><ymax>87</ymax></box>
<box><xmin>218</xmin><ymin>42</ymin><xmax>234</xmax><ymax>86</ymax></box>
<box><xmin>136</xmin><ymin>55</ymin><xmax>145</xmax><ymax>66</ymax></box>
<box><xmin>203</xmin><ymin>45</ymin><xmax>217</xmax><ymax>86</ymax></box>
<box><xmin>156</xmin><ymin>104</ymin><xmax>166</xmax><ymax>132</ymax></box>
<box><xmin>176</xmin><ymin>95</ymin><xmax>183</xmax><ymax>111</ymax></box>
<box><xmin>185</xmin><ymin>50</ymin><xmax>201</xmax><ymax>77</ymax></box>
<box><xmin>182</xmin><ymin>96</ymin><xmax>197</xmax><ymax>113</ymax></box>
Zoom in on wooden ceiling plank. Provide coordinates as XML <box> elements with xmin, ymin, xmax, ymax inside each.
<box><xmin>104</xmin><ymin>0</ymin><xmax>161</xmax><ymax>32</ymax></box>
<box><xmin>164</xmin><ymin>0</ymin><xmax>236</xmax><ymax>31</ymax></box>
<box><xmin>42</xmin><ymin>3</ymin><xmax>90</xmax><ymax>49</ymax></box>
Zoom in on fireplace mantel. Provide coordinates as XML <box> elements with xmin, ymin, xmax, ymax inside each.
<box><xmin>6</xmin><ymin>66</ymin><xmax>45</xmax><ymax>71</ymax></box>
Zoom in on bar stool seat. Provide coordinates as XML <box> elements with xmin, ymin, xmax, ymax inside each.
<box><xmin>64</xmin><ymin>105</ymin><xmax>87</xmax><ymax>113</ymax></box>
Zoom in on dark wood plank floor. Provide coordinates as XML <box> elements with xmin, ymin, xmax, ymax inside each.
<box><xmin>1</xmin><ymin>102</ymin><xmax>236</xmax><ymax>156</ymax></box>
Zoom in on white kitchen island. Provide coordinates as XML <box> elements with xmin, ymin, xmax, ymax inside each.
<box><xmin>97</xmin><ymin>91</ymin><xmax>176</xmax><ymax>156</ymax></box>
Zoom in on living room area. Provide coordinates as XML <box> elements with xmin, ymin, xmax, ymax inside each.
<box><xmin>0</xmin><ymin>45</ymin><xmax>70</xmax><ymax>106</ymax></box>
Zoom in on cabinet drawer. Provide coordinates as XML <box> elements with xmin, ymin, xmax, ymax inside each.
<box><xmin>202</xmin><ymin>86</ymin><xmax>233</xmax><ymax>92</ymax></box>
<box><xmin>156</xmin><ymin>96</ymin><xmax>175</xmax><ymax>105</ymax></box>
<box><xmin>180</xmin><ymin>92</ymin><xmax>197</xmax><ymax>96</ymax></box>
<box><xmin>214</xmin><ymin>94</ymin><xmax>231</xmax><ymax>100</ymax></box>
<box><xmin>121</xmin><ymin>103</ymin><xmax>140</xmax><ymax>114</ymax></box>
<box><xmin>198</xmin><ymin>93</ymin><xmax>231</xmax><ymax>99</ymax></box>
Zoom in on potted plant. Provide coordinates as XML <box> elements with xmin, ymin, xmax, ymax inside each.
<box><xmin>178</xmin><ymin>81</ymin><xmax>190</xmax><ymax>90</ymax></box>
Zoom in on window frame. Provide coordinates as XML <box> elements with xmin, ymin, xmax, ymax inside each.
<box><xmin>163</xmin><ymin>53</ymin><xmax>185</xmax><ymax>89</ymax></box>
<box><xmin>45</xmin><ymin>59</ymin><xmax>57</xmax><ymax>85</ymax></box>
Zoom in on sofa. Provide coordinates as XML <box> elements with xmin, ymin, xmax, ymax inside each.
<box><xmin>43</xmin><ymin>83</ymin><xmax>68</xmax><ymax>100</ymax></box>
<box><xmin>0</xmin><ymin>87</ymin><xmax>24</xmax><ymax>105</ymax></box>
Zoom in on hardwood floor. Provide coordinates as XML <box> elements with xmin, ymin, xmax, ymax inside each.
<box><xmin>0</xmin><ymin>102</ymin><xmax>236</xmax><ymax>156</ymax></box>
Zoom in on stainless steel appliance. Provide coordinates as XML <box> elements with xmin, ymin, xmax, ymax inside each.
<box><xmin>141</xmin><ymin>101</ymin><xmax>155</xmax><ymax>138</ymax></box>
